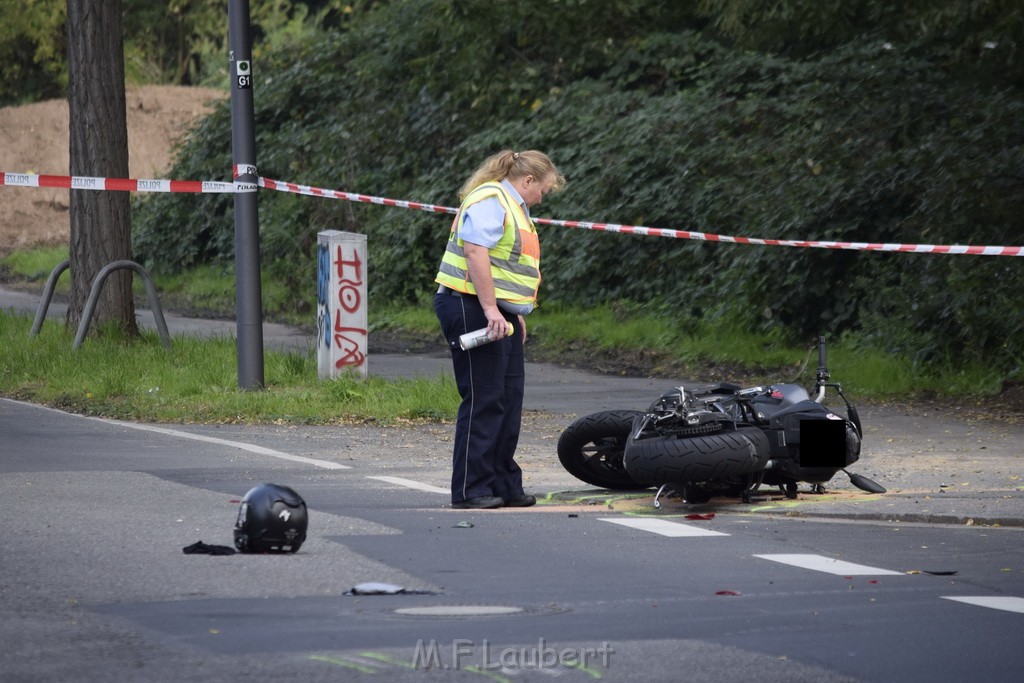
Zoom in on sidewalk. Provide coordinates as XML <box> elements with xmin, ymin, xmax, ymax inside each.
<box><xmin>3</xmin><ymin>285</ymin><xmax>1022</xmax><ymax>527</ymax></box>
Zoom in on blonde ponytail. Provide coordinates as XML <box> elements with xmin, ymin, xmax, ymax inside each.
<box><xmin>459</xmin><ymin>149</ymin><xmax>565</xmax><ymax>201</ymax></box>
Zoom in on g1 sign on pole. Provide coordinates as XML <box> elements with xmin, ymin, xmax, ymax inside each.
<box><xmin>228</xmin><ymin>0</ymin><xmax>264</xmax><ymax>390</ymax></box>
<box><xmin>317</xmin><ymin>231</ymin><xmax>368</xmax><ymax>379</ymax></box>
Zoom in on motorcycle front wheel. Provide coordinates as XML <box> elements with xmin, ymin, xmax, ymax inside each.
<box><xmin>557</xmin><ymin>410</ymin><xmax>650</xmax><ymax>490</ymax></box>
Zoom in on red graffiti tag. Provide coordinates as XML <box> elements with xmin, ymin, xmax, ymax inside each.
<box><xmin>328</xmin><ymin>242</ymin><xmax>367</xmax><ymax>369</ymax></box>
<box><xmin>334</xmin><ymin>245</ymin><xmax>363</xmax><ymax>314</ymax></box>
<box><xmin>334</xmin><ymin>313</ymin><xmax>366</xmax><ymax>368</ymax></box>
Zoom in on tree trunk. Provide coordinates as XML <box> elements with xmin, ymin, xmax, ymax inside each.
<box><xmin>65</xmin><ymin>0</ymin><xmax>137</xmax><ymax>335</ymax></box>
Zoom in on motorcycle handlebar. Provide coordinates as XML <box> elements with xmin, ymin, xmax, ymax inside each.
<box><xmin>815</xmin><ymin>335</ymin><xmax>830</xmax><ymax>386</ymax></box>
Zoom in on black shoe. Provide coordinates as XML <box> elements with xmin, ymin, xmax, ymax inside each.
<box><xmin>451</xmin><ymin>496</ymin><xmax>504</xmax><ymax>509</ymax></box>
<box><xmin>504</xmin><ymin>494</ymin><xmax>536</xmax><ymax>508</ymax></box>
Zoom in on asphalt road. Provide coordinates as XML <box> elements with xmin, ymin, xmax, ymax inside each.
<box><xmin>3</xmin><ymin>397</ymin><xmax>1023</xmax><ymax>682</ymax></box>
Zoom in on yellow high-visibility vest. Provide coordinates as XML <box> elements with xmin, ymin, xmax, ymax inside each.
<box><xmin>435</xmin><ymin>181</ymin><xmax>541</xmax><ymax>305</ymax></box>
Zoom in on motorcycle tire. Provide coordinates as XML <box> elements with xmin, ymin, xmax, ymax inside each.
<box><xmin>557</xmin><ymin>410</ymin><xmax>650</xmax><ymax>490</ymax></box>
<box><xmin>623</xmin><ymin>421</ymin><xmax>771</xmax><ymax>487</ymax></box>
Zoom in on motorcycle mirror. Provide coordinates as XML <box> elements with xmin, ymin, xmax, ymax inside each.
<box><xmin>844</xmin><ymin>470</ymin><xmax>887</xmax><ymax>494</ymax></box>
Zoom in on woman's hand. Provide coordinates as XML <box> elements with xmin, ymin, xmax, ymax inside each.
<box><xmin>463</xmin><ymin>241</ymin><xmax>509</xmax><ymax>340</ymax></box>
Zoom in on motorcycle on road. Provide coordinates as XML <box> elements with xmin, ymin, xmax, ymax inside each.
<box><xmin>557</xmin><ymin>337</ymin><xmax>885</xmax><ymax>506</ymax></box>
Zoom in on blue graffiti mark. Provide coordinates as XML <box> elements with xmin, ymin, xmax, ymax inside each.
<box><xmin>317</xmin><ymin>242</ymin><xmax>331</xmax><ymax>349</ymax></box>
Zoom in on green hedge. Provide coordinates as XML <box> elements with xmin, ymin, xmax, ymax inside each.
<box><xmin>133</xmin><ymin>0</ymin><xmax>1023</xmax><ymax>376</ymax></box>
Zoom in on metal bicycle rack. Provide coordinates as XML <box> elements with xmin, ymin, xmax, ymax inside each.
<box><xmin>30</xmin><ymin>258</ymin><xmax>172</xmax><ymax>350</ymax></box>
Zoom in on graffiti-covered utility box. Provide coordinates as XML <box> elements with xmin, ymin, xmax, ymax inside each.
<box><xmin>317</xmin><ymin>231</ymin><xmax>367</xmax><ymax>379</ymax></box>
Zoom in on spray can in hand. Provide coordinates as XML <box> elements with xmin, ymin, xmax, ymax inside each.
<box><xmin>459</xmin><ymin>321</ymin><xmax>514</xmax><ymax>350</ymax></box>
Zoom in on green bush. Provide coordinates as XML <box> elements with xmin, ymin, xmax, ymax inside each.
<box><xmin>132</xmin><ymin>0</ymin><xmax>1024</xmax><ymax>378</ymax></box>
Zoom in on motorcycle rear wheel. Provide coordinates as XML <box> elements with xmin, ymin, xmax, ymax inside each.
<box><xmin>623</xmin><ymin>422</ymin><xmax>771</xmax><ymax>487</ymax></box>
<box><xmin>557</xmin><ymin>410</ymin><xmax>650</xmax><ymax>490</ymax></box>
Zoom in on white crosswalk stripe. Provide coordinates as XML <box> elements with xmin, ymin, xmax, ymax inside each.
<box><xmin>366</xmin><ymin>475</ymin><xmax>449</xmax><ymax>494</ymax></box>
<box><xmin>599</xmin><ymin>517</ymin><xmax>729</xmax><ymax>537</ymax></box>
<box><xmin>941</xmin><ymin>596</ymin><xmax>1024</xmax><ymax>614</ymax></box>
<box><xmin>754</xmin><ymin>553</ymin><xmax>904</xmax><ymax>576</ymax></box>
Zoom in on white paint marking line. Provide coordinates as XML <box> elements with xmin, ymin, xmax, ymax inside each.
<box><xmin>113</xmin><ymin>421</ymin><xmax>351</xmax><ymax>469</ymax></box>
<box><xmin>599</xmin><ymin>517</ymin><xmax>729</xmax><ymax>537</ymax></box>
<box><xmin>942</xmin><ymin>596</ymin><xmax>1024</xmax><ymax>614</ymax></box>
<box><xmin>754</xmin><ymin>554</ymin><xmax>903</xmax><ymax>576</ymax></box>
<box><xmin>4</xmin><ymin>398</ymin><xmax>349</xmax><ymax>470</ymax></box>
<box><xmin>367</xmin><ymin>476</ymin><xmax>449</xmax><ymax>494</ymax></box>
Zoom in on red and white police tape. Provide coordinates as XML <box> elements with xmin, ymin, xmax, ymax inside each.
<box><xmin>1</xmin><ymin>170</ymin><xmax>249</xmax><ymax>194</ymax></box>
<box><xmin>257</xmin><ymin>176</ymin><xmax>456</xmax><ymax>215</ymax></box>
<box><xmin>255</xmin><ymin>176</ymin><xmax>1024</xmax><ymax>256</ymax></box>
<box><xmin>4</xmin><ymin>170</ymin><xmax>1022</xmax><ymax>256</ymax></box>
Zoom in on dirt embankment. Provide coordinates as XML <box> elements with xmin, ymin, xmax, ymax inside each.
<box><xmin>0</xmin><ymin>85</ymin><xmax>225</xmax><ymax>255</ymax></box>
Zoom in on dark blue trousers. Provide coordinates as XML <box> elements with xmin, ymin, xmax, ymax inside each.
<box><xmin>434</xmin><ymin>290</ymin><xmax>525</xmax><ymax>504</ymax></box>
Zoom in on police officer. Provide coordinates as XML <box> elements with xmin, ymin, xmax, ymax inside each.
<box><xmin>435</xmin><ymin>150</ymin><xmax>565</xmax><ymax>509</ymax></box>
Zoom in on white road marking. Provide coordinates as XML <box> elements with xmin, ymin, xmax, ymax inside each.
<box><xmin>942</xmin><ymin>596</ymin><xmax>1024</xmax><ymax>614</ymax></box>
<box><xmin>599</xmin><ymin>517</ymin><xmax>729</xmax><ymax>537</ymax></box>
<box><xmin>367</xmin><ymin>476</ymin><xmax>448</xmax><ymax>494</ymax></box>
<box><xmin>111</xmin><ymin>421</ymin><xmax>351</xmax><ymax>469</ymax></box>
<box><xmin>3</xmin><ymin>398</ymin><xmax>349</xmax><ymax>470</ymax></box>
<box><xmin>396</xmin><ymin>606</ymin><xmax>523</xmax><ymax>616</ymax></box>
<box><xmin>754</xmin><ymin>553</ymin><xmax>903</xmax><ymax>576</ymax></box>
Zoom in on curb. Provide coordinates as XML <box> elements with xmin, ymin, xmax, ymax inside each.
<box><xmin>751</xmin><ymin>509</ymin><xmax>1024</xmax><ymax>529</ymax></box>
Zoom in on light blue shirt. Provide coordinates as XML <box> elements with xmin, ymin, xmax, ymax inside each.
<box><xmin>458</xmin><ymin>179</ymin><xmax>534</xmax><ymax>315</ymax></box>
<box><xmin>458</xmin><ymin>179</ymin><xmax>529</xmax><ymax>248</ymax></box>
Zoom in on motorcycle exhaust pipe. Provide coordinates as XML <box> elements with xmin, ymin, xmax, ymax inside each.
<box><xmin>843</xmin><ymin>469</ymin><xmax>886</xmax><ymax>494</ymax></box>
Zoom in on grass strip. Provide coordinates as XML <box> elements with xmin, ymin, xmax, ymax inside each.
<box><xmin>0</xmin><ymin>310</ymin><xmax>458</xmax><ymax>425</ymax></box>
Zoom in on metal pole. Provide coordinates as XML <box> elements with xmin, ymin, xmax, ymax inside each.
<box><xmin>228</xmin><ymin>0</ymin><xmax>264</xmax><ymax>390</ymax></box>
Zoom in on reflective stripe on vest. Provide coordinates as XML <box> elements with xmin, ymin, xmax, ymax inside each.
<box><xmin>435</xmin><ymin>182</ymin><xmax>541</xmax><ymax>304</ymax></box>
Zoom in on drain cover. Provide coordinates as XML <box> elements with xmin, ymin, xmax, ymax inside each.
<box><xmin>395</xmin><ymin>605</ymin><xmax>523</xmax><ymax>616</ymax></box>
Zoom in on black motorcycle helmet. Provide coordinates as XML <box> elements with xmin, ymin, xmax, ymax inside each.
<box><xmin>234</xmin><ymin>483</ymin><xmax>308</xmax><ymax>553</ymax></box>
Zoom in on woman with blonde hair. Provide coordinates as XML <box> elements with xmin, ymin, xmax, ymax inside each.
<box><xmin>435</xmin><ymin>149</ymin><xmax>565</xmax><ymax>509</ymax></box>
